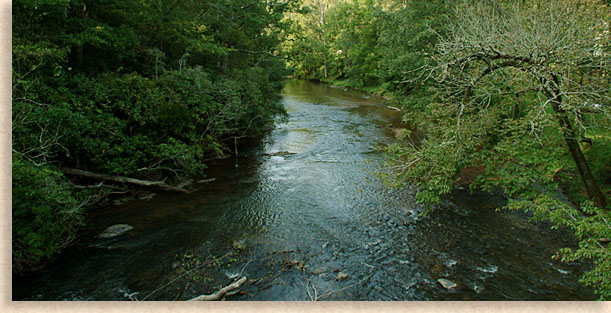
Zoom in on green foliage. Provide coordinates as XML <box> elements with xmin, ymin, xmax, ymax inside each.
<box><xmin>284</xmin><ymin>0</ymin><xmax>449</xmax><ymax>96</ymax></box>
<box><xmin>376</xmin><ymin>0</ymin><xmax>450</xmax><ymax>95</ymax></box>
<box><xmin>577</xmin><ymin>134</ymin><xmax>611</xmax><ymax>203</ymax></box>
<box><xmin>232</xmin><ymin>239</ymin><xmax>247</xmax><ymax>251</ymax></box>
<box><xmin>12</xmin><ymin>155</ymin><xmax>86</xmax><ymax>272</ymax></box>
<box><xmin>284</xmin><ymin>0</ymin><xmax>383</xmax><ymax>86</ymax></box>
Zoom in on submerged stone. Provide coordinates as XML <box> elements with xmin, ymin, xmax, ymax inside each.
<box><xmin>98</xmin><ymin>224</ymin><xmax>133</xmax><ymax>239</ymax></box>
<box><xmin>437</xmin><ymin>278</ymin><xmax>457</xmax><ymax>289</ymax></box>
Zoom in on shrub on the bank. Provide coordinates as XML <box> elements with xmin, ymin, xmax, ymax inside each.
<box><xmin>12</xmin><ymin>155</ymin><xmax>86</xmax><ymax>272</ymax></box>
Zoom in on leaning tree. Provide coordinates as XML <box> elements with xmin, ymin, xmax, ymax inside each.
<box><xmin>439</xmin><ymin>0</ymin><xmax>608</xmax><ymax>206</ymax></box>
<box><xmin>386</xmin><ymin>0</ymin><xmax>610</xmax><ymax>298</ymax></box>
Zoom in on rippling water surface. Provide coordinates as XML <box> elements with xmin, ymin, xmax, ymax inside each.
<box><xmin>13</xmin><ymin>80</ymin><xmax>595</xmax><ymax>300</ymax></box>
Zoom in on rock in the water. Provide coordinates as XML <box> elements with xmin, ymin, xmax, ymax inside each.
<box><xmin>98</xmin><ymin>224</ymin><xmax>133</xmax><ymax>239</ymax></box>
<box><xmin>476</xmin><ymin>265</ymin><xmax>498</xmax><ymax>274</ymax></box>
<box><xmin>437</xmin><ymin>278</ymin><xmax>457</xmax><ymax>289</ymax></box>
<box><xmin>444</xmin><ymin>259</ymin><xmax>458</xmax><ymax>267</ymax></box>
<box><xmin>335</xmin><ymin>272</ymin><xmax>349</xmax><ymax>281</ymax></box>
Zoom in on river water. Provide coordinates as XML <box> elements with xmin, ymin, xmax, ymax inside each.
<box><xmin>13</xmin><ymin>80</ymin><xmax>595</xmax><ymax>301</ymax></box>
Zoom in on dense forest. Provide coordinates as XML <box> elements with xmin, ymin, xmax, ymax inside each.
<box><xmin>12</xmin><ymin>0</ymin><xmax>611</xmax><ymax>300</ymax></box>
<box><xmin>12</xmin><ymin>0</ymin><xmax>296</xmax><ymax>272</ymax></box>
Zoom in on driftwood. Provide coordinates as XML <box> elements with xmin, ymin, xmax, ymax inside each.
<box><xmin>63</xmin><ymin>167</ymin><xmax>189</xmax><ymax>193</ymax></box>
<box><xmin>386</xmin><ymin>106</ymin><xmax>401</xmax><ymax>112</ymax></box>
<box><xmin>188</xmin><ymin>277</ymin><xmax>247</xmax><ymax>301</ymax></box>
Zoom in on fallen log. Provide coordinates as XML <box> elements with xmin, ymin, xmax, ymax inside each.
<box><xmin>62</xmin><ymin>167</ymin><xmax>190</xmax><ymax>193</ymax></box>
<box><xmin>188</xmin><ymin>277</ymin><xmax>247</xmax><ymax>301</ymax></box>
<box><xmin>386</xmin><ymin>106</ymin><xmax>401</xmax><ymax>112</ymax></box>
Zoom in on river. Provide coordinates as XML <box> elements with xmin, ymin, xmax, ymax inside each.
<box><xmin>13</xmin><ymin>80</ymin><xmax>595</xmax><ymax>301</ymax></box>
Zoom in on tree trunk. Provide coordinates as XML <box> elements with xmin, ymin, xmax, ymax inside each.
<box><xmin>62</xmin><ymin>168</ymin><xmax>190</xmax><ymax>193</ymax></box>
<box><xmin>188</xmin><ymin>277</ymin><xmax>247</xmax><ymax>301</ymax></box>
<box><xmin>548</xmin><ymin>78</ymin><xmax>606</xmax><ymax>208</ymax></box>
<box><xmin>319</xmin><ymin>0</ymin><xmax>328</xmax><ymax>78</ymax></box>
<box><xmin>323</xmin><ymin>58</ymin><xmax>328</xmax><ymax>78</ymax></box>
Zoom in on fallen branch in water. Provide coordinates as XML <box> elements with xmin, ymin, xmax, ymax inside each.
<box><xmin>386</xmin><ymin>106</ymin><xmax>401</xmax><ymax>112</ymax></box>
<box><xmin>176</xmin><ymin>178</ymin><xmax>193</xmax><ymax>189</ymax></box>
<box><xmin>188</xmin><ymin>277</ymin><xmax>248</xmax><ymax>301</ymax></box>
<box><xmin>63</xmin><ymin>167</ymin><xmax>190</xmax><ymax>193</ymax></box>
<box><xmin>306</xmin><ymin>279</ymin><xmax>318</xmax><ymax>301</ymax></box>
<box><xmin>305</xmin><ymin>273</ymin><xmax>372</xmax><ymax>301</ymax></box>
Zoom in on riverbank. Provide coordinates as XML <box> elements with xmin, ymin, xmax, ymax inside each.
<box><xmin>300</xmin><ymin>76</ymin><xmax>395</xmax><ymax>101</ymax></box>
